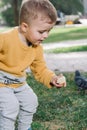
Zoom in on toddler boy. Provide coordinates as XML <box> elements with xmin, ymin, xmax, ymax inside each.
<box><xmin>0</xmin><ymin>0</ymin><xmax>66</xmax><ymax>130</ymax></box>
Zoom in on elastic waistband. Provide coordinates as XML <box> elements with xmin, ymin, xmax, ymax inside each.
<box><xmin>0</xmin><ymin>70</ymin><xmax>26</xmax><ymax>86</ymax></box>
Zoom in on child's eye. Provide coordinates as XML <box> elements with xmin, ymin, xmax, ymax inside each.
<box><xmin>39</xmin><ymin>31</ymin><xmax>44</xmax><ymax>34</ymax></box>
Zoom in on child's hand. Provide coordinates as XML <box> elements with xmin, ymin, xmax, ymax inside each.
<box><xmin>50</xmin><ymin>74</ymin><xmax>66</xmax><ymax>88</ymax></box>
<box><xmin>57</xmin><ymin>74</ymin><xmax>66</xmax><ymax>87</ymax></box>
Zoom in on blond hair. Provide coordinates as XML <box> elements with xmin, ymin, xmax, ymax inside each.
<box><xmin>19</xmin><ymin>0</ymin><xmax>57</xmax><ymax>25</ymax></box>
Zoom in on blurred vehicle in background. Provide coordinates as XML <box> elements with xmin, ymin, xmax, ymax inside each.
<box><xmin>56</xmin><ymin>10</ymin><xmax>87</xmax><ymax>25</ymax></box>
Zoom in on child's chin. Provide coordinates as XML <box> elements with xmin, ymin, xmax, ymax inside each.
<box><xmin>36</xmin><ymin>42</ymin><xmax>41</xmax><ymax>45</ymax></box>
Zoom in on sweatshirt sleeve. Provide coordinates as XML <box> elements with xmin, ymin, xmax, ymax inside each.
<box><xmin>30</xmin><ymin>45</ymin><xmax>55</xmax><ymax>88</ymax></box>
<box><xmin>0</xmin><ymin>34</ymin><xmax>3</xmax><ymax>51</ymax></box>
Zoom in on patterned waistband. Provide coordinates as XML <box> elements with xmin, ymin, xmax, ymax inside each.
<box><xmin>0</xmin><ymin>70</ymin><xmax>26</xmax><ymax>85</ymax></box>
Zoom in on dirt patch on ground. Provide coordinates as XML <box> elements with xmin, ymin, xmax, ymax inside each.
<box><xmin>42</xmin><ymin>121</ymin><xmax>65</xmax><ymax>130</ymax></box>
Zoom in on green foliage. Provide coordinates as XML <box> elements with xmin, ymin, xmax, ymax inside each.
<box><xmin>1</xmin><ymin>0</ymin><xmax>22</xmax><ymax>26</ymax></box>
<box><xmin>2</xmin><ymin>7</ymin><xmax>15</xmax><ymax>26</ymax></box>
<box><xmin>50</xmin><ymin>0</ymin><xmax>84</xmax><ymax>14</ymax></box>
<box><xmin>1</xmin><ymin>0</ymin><xmax>84</xmax><ymax>26</ymax></box>
<box><xmin>26</xmin><ymin>72</ymin><xmax>87</xmax><ymax>130</ymax></box>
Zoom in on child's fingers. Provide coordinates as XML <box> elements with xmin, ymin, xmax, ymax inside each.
<box><xmin>57</xmin><ymin>75</ymin><xmax>66</xmax><ymax>87</ymax></box>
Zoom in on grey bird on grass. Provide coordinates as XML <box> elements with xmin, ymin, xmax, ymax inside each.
<box><xmin>75</xmin><ymin>70</ymin><xmax>87</xmax><ymax>90</ymax></box>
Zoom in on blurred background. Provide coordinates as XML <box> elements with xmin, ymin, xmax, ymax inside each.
<box><xmin>0</xmin><ymin>0</ymin><xmax>87</xmax><ymax>27</ymax></box>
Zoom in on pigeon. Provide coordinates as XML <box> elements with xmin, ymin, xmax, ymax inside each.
<box><xmin>74</xmin><ymin>70</ymin><xmax>87</xmax><ymax>90</ymax></box>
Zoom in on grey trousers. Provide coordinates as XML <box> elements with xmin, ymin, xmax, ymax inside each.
<box><xmin>0</xmin><ymin>84</ymin><xmax>38</xmax><ymax>130</ymax></box>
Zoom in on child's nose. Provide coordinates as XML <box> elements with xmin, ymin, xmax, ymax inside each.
<box><xmin>43</xmin><ymin>32</ymin><xmax>49</xmax><ymax>39</ymax></box>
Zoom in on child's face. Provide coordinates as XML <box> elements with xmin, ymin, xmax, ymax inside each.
<box><xmin>23</xmin><ymin>16</ymin><xmax>55</xmax><ymax>46</ymax></box>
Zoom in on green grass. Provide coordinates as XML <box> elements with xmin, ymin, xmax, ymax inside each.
<box><xmin>26</xmin><ymin>72</ymin><xmax>87</xmax><ymax>130</ymax></box>
<box><xmin>45</xmin><ymin>45</ymin><xmax>87</xmax><ymax>53</ymax></box>
<box><xmin>0</xmin><ymin>26</ymin><xmax>12</xmax><ymax>32</ymax></box>
<box><xmin>44</xmin><ymin>26</ymin><xmax>87</xmax><ymax>53</ymax></box>
<box><xmin>44</xmin><ymin>26</ymin><xmax>87</xmax><ymax>43</ymax></box>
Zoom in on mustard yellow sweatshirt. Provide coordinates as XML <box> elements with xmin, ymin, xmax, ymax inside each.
<box><xmin>0</xmin><ymin>27</ymin><xmax>55</xmax><ymax>88</ymax></box>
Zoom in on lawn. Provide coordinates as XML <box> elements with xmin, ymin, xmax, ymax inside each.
<box><xmin>0</xmin><ymin>26</ymin><xmax>12</xmax><ymax>32</ymax></box>
<box><xmin>46</xmin><ymin>45</ymin><xmax>87</xmax><ymax>53</ymax></box>
<box><xmin>27</xmin><ymin>72</ymin><xmax>87</xmax><ymax>130</ymax></box>
<box><xmin>43</xmin><ymin>25</ymin><xmax>87</xmax><ymax>53</ymax></box>
<box><xmin>44</xmin><ymin>26</ymin><xmax>87</xmax><ymax>43</ymax></box>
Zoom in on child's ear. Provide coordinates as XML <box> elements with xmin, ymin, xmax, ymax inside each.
<box><xmin>20</xmin><ymin>22</ymin><xmax>28</xmax><ymax>33</ymax></box>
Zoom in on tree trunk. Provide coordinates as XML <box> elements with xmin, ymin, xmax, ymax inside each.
<box><xmin>12</xmin><ymin>0</ymin><xmax>19</xmax><ymax>25</ymax></box>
